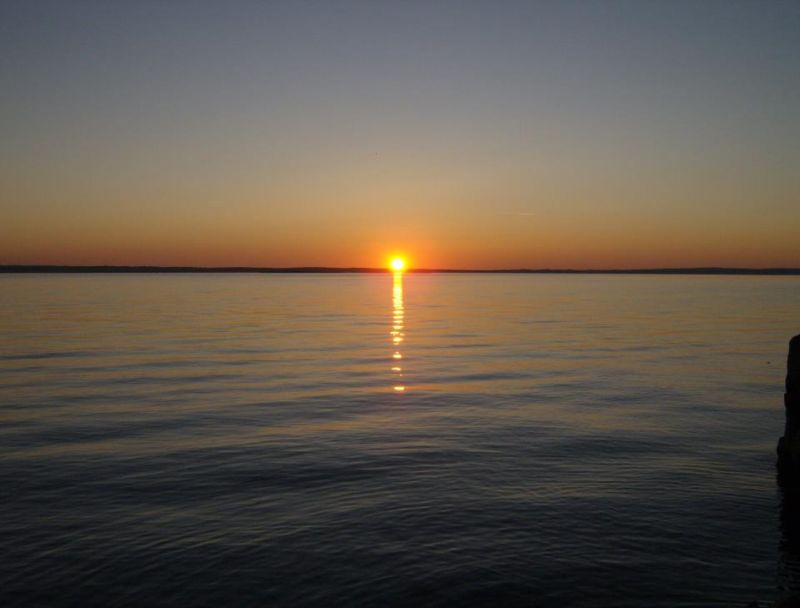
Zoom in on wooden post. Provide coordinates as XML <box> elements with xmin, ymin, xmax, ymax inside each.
<box><xmin>778</xmin><ymin>335</ymin><xmax>800</xmax><ymax>470</ymax></box>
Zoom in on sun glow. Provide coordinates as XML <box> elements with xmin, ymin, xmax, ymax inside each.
<box><xmin>390</xmin><ymin>257</ymin><xmax>406</xmax><ymax>272</ymax></box>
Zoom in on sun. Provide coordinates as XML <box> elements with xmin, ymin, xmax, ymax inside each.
<box><xmin>390</xmin><ymin>257</ymin><xmax>406</xmax><ymax>272</ymax></box>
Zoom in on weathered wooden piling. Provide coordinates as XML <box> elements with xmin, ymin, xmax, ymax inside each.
<box><xmin>778</xmin><ymin>335</ymin><xmax>800</xmax><ymax>470</ymax></box>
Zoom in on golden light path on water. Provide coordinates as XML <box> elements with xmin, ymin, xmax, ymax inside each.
<box><xmin>391</xmin><ymin>271</ymin><xmax>405</xmax><ymax>392</ymax></box>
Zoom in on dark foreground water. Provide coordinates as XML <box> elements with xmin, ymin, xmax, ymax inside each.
<box><xmin>1</xmin><ymin>273</ymin><xmax>799</xmax><ymax>607</ymax></box>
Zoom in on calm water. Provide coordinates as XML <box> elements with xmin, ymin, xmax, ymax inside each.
<box><xmin>1</xmin><ymin>273</ymin><xmax>799</xmax><ymax>607</ymax></box>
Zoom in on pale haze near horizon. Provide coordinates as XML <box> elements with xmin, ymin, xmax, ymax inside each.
<box><xmin>1</xmin><ymin>0</ymin><xmax>798</xmax><ymax>269</ymax></box>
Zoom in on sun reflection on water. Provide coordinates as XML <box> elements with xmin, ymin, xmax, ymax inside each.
<box><xmin>391</xmin><ymin>271</ymin><xmax>405</xmax><ymax>392</ymax></box>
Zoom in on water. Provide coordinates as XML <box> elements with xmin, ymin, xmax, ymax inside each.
<box><xmin>1</xmin><ymin>273</ymin><xmax>798</xmax><ymax>607</ymax></box>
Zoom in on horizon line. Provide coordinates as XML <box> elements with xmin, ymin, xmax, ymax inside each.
<box><xmin>2</xmin><ymin>265</ymin><xmax>800</xmax><ymax>275</ymax></box>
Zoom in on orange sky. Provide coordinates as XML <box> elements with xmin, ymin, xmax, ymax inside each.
<box><xmin>2</xmin><ymin>2</ymin><xmax>798</xmax><ymax>269</ymax></box>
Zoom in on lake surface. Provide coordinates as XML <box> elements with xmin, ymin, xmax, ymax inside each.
<box><xmin>1</xmin><ymin>273</ymin><xmax>799</xmax><ymax>607</ymax></box>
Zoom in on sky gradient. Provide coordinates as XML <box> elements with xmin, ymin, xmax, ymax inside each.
<box><xmin>2</xmin><ymin>0</ymin><xmax>799</xmax><ymax>269</ymax></box>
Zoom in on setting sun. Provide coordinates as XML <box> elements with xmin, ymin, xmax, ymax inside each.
<box><xmin>390</xmin><ymin>257</ymin><xmax>406</xmax><ymax>272</ymax></box>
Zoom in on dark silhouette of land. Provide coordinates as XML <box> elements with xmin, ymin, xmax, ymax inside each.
<box><xmin>778</xmin><ymin>335</ymin><xmax>800</xmax><ymax>602</ymax></box>
<box><xmin>2</xmin><ymin>265</ymin><xmax>800</xmax><ymax>275</ymax></box>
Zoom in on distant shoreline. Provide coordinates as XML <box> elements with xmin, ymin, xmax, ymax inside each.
<box><xmin>2</xmin><ymin>265</ymin><xmax>800</xmax><ymax>275</ymax></box>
